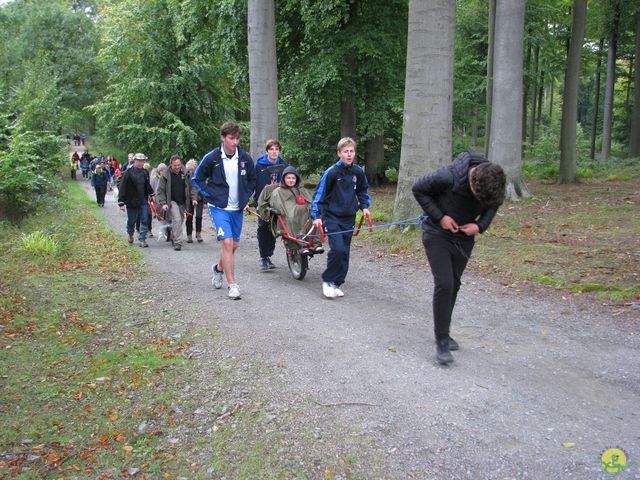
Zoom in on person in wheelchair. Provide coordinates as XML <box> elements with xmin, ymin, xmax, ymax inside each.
<box><xmin>257</xmin><ymin>166</ymin><xmax>324</xmax><ymax>256</ymax></box>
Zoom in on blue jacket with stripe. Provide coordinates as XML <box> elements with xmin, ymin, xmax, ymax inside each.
<box><xmin>191</xmin><ymin>146</ymin><xmax>256</xmax><ymax>209</ymax></box>
<box><xmin>311</xmin><ymin>160</ymin><xmax>371</xmax><ymax>220</ymax></box>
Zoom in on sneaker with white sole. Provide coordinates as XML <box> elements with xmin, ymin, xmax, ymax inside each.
<box><xmin>331</xmin><ymin>283</ymin><xmax>344</xmax><ymax>297</ymax></box>
<box><xmin>211</xmin><ymin>264</ymin><xmax>224</xmax><ymax>289</ymax></box>
<box><xmin>228</xmin><ymin>283</ymin><xmax>241</xmax><ymax>300</ymax></box>
<box><xmin>322</xmin><ymin>282</ymin><xmax>336</xmax><ymax>298</ymax></box>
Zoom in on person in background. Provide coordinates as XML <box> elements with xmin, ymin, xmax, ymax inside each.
<box><xmin>254</xmin><ymin>139</ymin><xmax>288</xmax><ymax>270</ymax></box>
<box><xmin>185</xmin><ymin>159</ymin><xmax>204</xmax><ymax>243</ymax></box>
<box><xmin>156</xmin><ymin>155</ymin><xmax>197</xmax><ymax>251</ymax></box>
<box><xmin>91</xmin><ymin>164</ymin><xmax>109</xmax><ymax>207</ymax></box>
<box><xmin>117</xmin><ymin>153</ymin><xmax>154</xmax><ymax>247</ymax></box>
<box><xmin>70</xmin><ymin>152</ymin><xmax>79</xmax><ymax>180</ymax></box>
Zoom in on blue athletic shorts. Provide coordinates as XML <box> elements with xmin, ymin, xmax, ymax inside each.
<box><xmin>207</xmin><ymin>205</ymin><xmax>243</xmax><ymax>242</ymax></box>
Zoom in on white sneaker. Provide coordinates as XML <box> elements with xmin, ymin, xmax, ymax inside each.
<box><xmin>211</xmin><ymin>264</ymin><xmax>223</xmax><ymax>289</ymax></box>
<box><xmin>322</xmin><ymin>282</ymin><xmax>337</xmax><ymax>298</ymax></box>
<box><xmin>228</xmin><ymin>283</ymin><xmax>241</xmax><ymax>300</ymax></box>
<box><xmin>331</xmin><ymin>283</ymin><xmax>344</xmax><ymax>297</ymax></box>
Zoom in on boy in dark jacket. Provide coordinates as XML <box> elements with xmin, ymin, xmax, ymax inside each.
<box><xmin>254</xmin><ymin>139</ymin><xmax>288</xmax><ymax>270</ymax></box>
<box><xmin>191</xmin><ymin>122</ymin><xmax>256</xmax><ymax>300</ymax></box>
<box><xmin>311</xmin><ymin>137</ymin><xmax>371</xmax><ymax>298</ymax></box>
<box><xmin>90</xmin><ymin>164</ymin><xmax>109</xmax><ymax>206</ymax></box>
<box><xmin>412</xmin><ymin>151</ymin><xmax>506</xmax><ymax>365</ymax></box>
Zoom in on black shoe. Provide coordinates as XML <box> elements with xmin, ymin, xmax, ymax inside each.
<box><xmin>139</xmin><ymin>240</ymin><xmax>148</xmax><ymax>248</ymax></box>
<box><xmin>436</xmin><ymin>338</ymin><xmax>454</xmax><ymax>365</ymax></box>
<box><xmin>266</xmin><ymin>257</ymin><xmax>276</xmax><ymax>269</ymax></box>
<box><xmin>434</xmin><ymin>336</ymin><xmax>459</xmax><ymax>351</ymax></box>
<box><xmin>174</xmin><ymin>244</ymin><xmax>182</xmax><ymax>251</ymax></box>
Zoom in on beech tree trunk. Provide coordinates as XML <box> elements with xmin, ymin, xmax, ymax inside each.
<box><xmin>393</xmin><ymin>0</ymin><xmax>455</xmax><ymax>220</ymax></box>
<box><xmin>488</xmin><ymin>0</ymin><xmax>529</xmax><ymax>199</ymax></box>
<box><xmin>559</xmin><ymin>0</ymin><xmax>587</xmax><ymax>184</ymax></box>
<box><xmin>248</xmin><ymin>0</ymin><xmax>278</xmax><ymax>160</ymax></box>
<box><xmin>630</xmin><ymin>14</ymin><xmax>640</xmax><ymax>157</ymax></box>
<box><xmin>590</xmin><ymin>39</ymin><xmax>604</xmax><ymax>160</ymax></box>
<box><xmin>529</xmin><ymin>45</ymin><xmax>539</xmax><ymax>145</ymax></box>
<box><xmin>340</xmin><ymin>97</ymin><xmax>357</xmax><ymax>140</ymax></box>
<box><xmin>364</xmin><ymin>134</ymin><xmax>385</xmax><ymax>185</ymax></box>
<box><xmin>601</xmin><ymin>3</ymin><xmax>620</xmax><ymax>160</ymax></box>
<box><xmin>484</xmin><ymin>0</ymin><xmax>496</xmax><ymax>156</ymax></box>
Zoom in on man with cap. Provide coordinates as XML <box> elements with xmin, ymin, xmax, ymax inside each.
<box><xmin>117</xmin><ymin>153</ymin><xmax>155</xmax><ymax>247</ymax></box>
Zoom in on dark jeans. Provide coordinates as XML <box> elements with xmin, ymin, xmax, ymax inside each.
<box><xmin>257</xmin><ymin>218</ymin><xmax>276</xmax><ymax>258</ymax></box>
<box><xmin>95</xmin><ymin>185</ymin><xmax>106</xmax><ymax>205</ymax></box>
<box><xmin>321</xmin><ymin>215</ymin><xmax>355</xmax><ymax>287</ymax></box>
<box><xmin>186</xmin><ymin>201</ymin><xmax>203</xmax><ymax>235</ymax></box>
<box><xmin>126</xmin><ymin>203</ymin><xmax>150</xmax><ymax>240</ymax></box>
<box><xmin>422</xmin><ymin>232</ymin><xmax>474</xmax><ymax>340</ymax></box>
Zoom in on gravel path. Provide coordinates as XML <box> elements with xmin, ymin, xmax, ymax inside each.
<box><xmin>79</xmin><ymin>160</ymin><xmax>639</xmax><ymax>479</ymax></box>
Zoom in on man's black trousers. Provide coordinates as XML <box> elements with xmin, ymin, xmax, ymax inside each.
<box><xmin>422</xmin><ymin>232</ymin><xmax>474</xmax><ymax>341</ymax></box>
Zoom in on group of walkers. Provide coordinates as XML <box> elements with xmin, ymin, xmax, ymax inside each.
<box><xmin>71</xmin><ymin>150</ymin><xmax>121</xmax><ymax>207</ymax></box>
<box><xmin>81</xmin><ymin>121</ymin><xmax>507</xmax><ymax>365</ymax></box>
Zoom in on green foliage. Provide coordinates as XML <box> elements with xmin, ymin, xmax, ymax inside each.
<box><xmin>0</xmin><ymin>0</ymin><xmax>103</xmax><ymax>133</ymax></box>
<box><xmin>92</xmin><ymin>0</ymin><xmax>243</xmax><ymax>161</ymax></box>
<box><xmin>19</xmin><ymin>230</ymin><xmax>60</xmax><ymax>259</ymax></box>
<box><xmin>524</xmin><ymin>116</ymin><xmax>590</xmax><ymax>179</ymax></box>
<box><xmin>277</xmin><ymin>0</ymin><xmax>407</xmax><ymax>173</ymax></box>
<box><xmin>384</xmin><ymin>167</ymin><xmax>398</xmax><ymax>183</ymax></box>
<box><xmin>0</xmin><ymin>120</ymin><xmax>66</xmax><ymax>223</ymax></box>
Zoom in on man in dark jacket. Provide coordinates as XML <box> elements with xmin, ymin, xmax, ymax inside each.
<box><xmin>192</xmin><ymin>122</ymin><xmax>256</xmax><ymax>300</ymax></box>
<box><xmin>156</xmin><ymin>155</ymin><xmax>197</xmax><ymax>251</ymax></box>
<box><xmin>412</xmin><ymin>151</ymin><xmax>506</xmax><ymax>365</ymax></box>
<box><xmin>254</xmin><ymin>139</ymin><xmax>288</xmax><ymax>270</ymax></box>
<box><xmin>118</xmin><ymin>153</ymin><xmax>155</xmax><ymax>247</ymax></box>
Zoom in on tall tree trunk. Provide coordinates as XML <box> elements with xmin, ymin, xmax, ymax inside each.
<box><xmin>529</xmin><ymin>45</ymin><xmax>539</xmax><ymax>145</ymax></box>
<box><xmin>537</xmin><ymin>71</ymin><xmax>544</xmax><ymax>125</ymax></box>
<box><xmin>364</xmin><ymin>134</ymin><xmax>384</xmax><ymax>185</ymax></box>
<box><xmin>484</xmin><ymin>0</ymin><xmax>496</xmax><ymax>156</ymax></box>
<box><xmin>393</xmin><ymin>0</ymin><xmax>455</xmax><ymax>220</ymax></box>
<box><xmin>340</xmin><ymin>97</ymin><xmax>357</xmax><ymax>140</ymax></box>
<box><xmin>488</xmin><ymin>0</ymin><xmax>529</xmax><ymax>199</ymax></box>
<box><xmin>522</xmin><ymin>37</ymin><xmax>532</xmax><ymax>143</ymax></box>
<box><xmin>601</xmin><ymin>3</ymin><xmax>620</xmax><ymax>160</ymax></box>
<box><xmin>630</xmin><ymin>14</ymin><xmax>640</xmax><ymax>157</ymax></box>
<box><xmin>625</xmin><ymin>60</ymin><xmax>633</xmax><ymax>114</ymax></box>
<box><xmin>472</xmin><ymin>109</ymin><xmax>478</xmax><ymax>146</ymax></box>
<box><xmin>248</xmin><ymin>0</ymin><xmax>278</xmax><ymax>160</ymax></box>
<box><xmin>590</xmin><ymin>39</ymin><xmax>604</xmax><ymax>159</ymax></box>
<box><xmin>549</xmin><ymin>76</ymin><xmax>555</xmax><ymax>118</ymax></box>
<box><xmin>559</xmin><ymin>0</ymin><xmax>587</xmax><ymax>184</ymax></box>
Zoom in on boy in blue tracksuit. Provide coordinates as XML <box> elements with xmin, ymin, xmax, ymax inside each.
<box><xmin>312</xmin><ymin>137</ymin><xmax>372</xmax><ymax>298</ymax></box>
<box><xmin>191</xmin><ymin>122</ymin><xmax>256</xmax><ymax>300</ymax></box>
<box><xmin>254</xmin><ymin>139</ymin><xmax>288</xmax><ymax>270</ymax></box>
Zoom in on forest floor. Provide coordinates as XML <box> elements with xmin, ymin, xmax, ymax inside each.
<box><xmin>1</xmin><ymin>146</ymin><xmax>638</xmax><ymax>479</ymax></box>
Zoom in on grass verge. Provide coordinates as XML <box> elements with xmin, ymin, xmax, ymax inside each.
<box><xmin>1</xmin><ymin>181</ymin><xmax>382</xmax><ymax>479</ymax></box>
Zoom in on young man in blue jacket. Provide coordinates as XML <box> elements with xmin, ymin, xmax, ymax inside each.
<box><xmin>412</xmin><ymin>151</ymin><xmax>506</xmax><ymax>365</ymax></box>
<box><xmin>192</xmin><ymin>122</ymin><xmax>256</xmax><ymax>300</ymax></box>
<box><xmin>254</xmin><ymin>139</ymin><xmax>288</xmax><ymax>271</ymax></box>
<box><xmin>312</xmin><ymin>137</ymin><xmax>372</xmax><ymax>298</ymax></box>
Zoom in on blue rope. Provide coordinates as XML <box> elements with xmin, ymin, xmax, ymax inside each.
<box><xmin>305</xmin><ymin>215</ymin><xmax>426</xmax><ymax>238</ymax></box>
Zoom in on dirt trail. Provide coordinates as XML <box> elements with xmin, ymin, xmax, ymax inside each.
<box><xmin>77</xmin><ymin>148</ymin><xmax>639</xmax><ymax>479</ymax></box>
